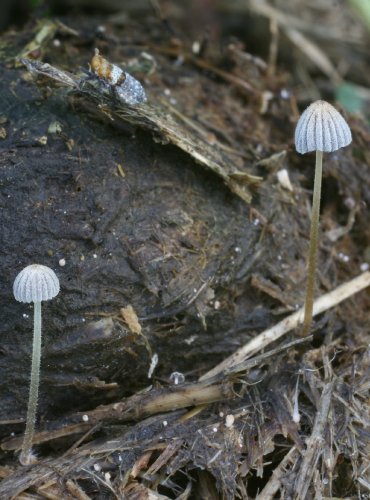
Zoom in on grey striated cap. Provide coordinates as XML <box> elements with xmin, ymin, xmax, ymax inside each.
<box><xmin>295</xmin><ymin>100</ymin><xmax>352</xmax><ymax>154</ymax></box>
<box><xmin>13</xmin><ymin>264</ymin><xmax>60</xmax><ymax>303</ymax></box>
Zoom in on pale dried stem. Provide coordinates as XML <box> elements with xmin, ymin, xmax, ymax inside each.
<box><xmin>256</xmin><ymin>447</ymin><xmax>299</xmax><ymax>500</ymax></box>
<box><xmin>293</xmin><ymin>381</ymin><xmax>334</xmax><ymax>499</ymax></box>
<box><xmin>200</xmin><ymin>271</ymin><xmax>370</xmax><ymax>380</ymax></box>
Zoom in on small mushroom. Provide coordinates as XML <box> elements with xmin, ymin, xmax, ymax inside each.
<box><xmin>295</xmin><ymin>100</ymin><xmax>352</xmax><ymax>336</ymax></box>
<box><xmin>13</xmin><ymin>264</ymin><xmax>60</xmax><ymax>465</ymax></box>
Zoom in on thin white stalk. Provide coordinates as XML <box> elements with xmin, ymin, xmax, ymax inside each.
<box><xmin>20</xmin><ymin>301</ymin><xmax>42</xmax><ymax>465</ymax></box>
<box><xmin>302</xmin><ymin>149</ymin><xmax>323</xmax><ymax>336</ymax></box>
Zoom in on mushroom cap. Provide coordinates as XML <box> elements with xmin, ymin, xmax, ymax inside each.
<box><xmin>13</xmin><ymin>264</ymin><xmax>60</xmax><ymax>303</ymax></box>
<box><xmin>295</xmin><ymin>100</ymin><xmax>352</xmax><ymax>154</ymax></box>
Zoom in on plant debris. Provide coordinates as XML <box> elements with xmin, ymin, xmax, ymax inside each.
<box><xmin>0</xmin><ymin>3</ymin><xmax>369</xmax><ymax>498</ymax></box>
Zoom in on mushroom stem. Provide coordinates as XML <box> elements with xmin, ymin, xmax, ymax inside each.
<box><xmin>20</xmin><ymin>301</ymin><xmax>42</xmax><ymax>465</ymax></box>
<box><xmin>302</xmin><ymin>150</ymin><xmax>323</xmax><ymax>336</ymax></box>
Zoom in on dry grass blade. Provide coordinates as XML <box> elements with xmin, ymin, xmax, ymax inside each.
<box><xmin>247</xmin><ymin>0</ymin><xmax>363</xmax><ymax>43</ymax></box>
<box><xmin>256</xmin><ymin>446</ymin><xmax>299</xmax><ymax>499</ymax></box>
<box><xmin>283</xmin><ymin>27</ymin><xmax>341</xmax><ymax>84</ymax></box>
<box><xmin>293</xmin><ymin>381</ymin><xmax>334</xmax><ymax>499</ymax></box>
<box><xmin>65</xmin><ymin>479</ymin><xmax>92</xmax><ymax>500</ymax></box>
<box><xmin>200</xmin><ymin>271</ymin><xmax>370</xmax><ymax>380</ymax></box>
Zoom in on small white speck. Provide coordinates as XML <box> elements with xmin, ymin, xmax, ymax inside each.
<box><xmin>93</xmin><ymin>254</ymin><xmax>98</xmax><ymax>259</ymax></box>
<box><xmin>344</xmin><ymin>197</ymin><xmax>355</xmax><ymax>210</ymax></box>
<box><xmin>280</xmin><ymin>89</ymin><xmax>290</xmax><ymax>99</ymax></box>
<box><xmin>225</xmin><ymin>414</ymin><xmax>234</xmax><ymax>428</ymax></box>
<box><xmin>37</xmin><ymin>136</ymin><xmax>47</xmax><ymax>145</ymax></box>
<box><xmin>234</xmin><ymin>247</ymin><xmax>241</xmax><ymax>253</ymax></box>
<box><xmin>360</xmin><ymin>262</ymin><xmax>369</xmax><ymax>272</ymax></box>
<box><xmin>96</xmin><ymin>25</ymin><xmax>106</xmax><ymax>33</ymax></box>
<box><xmin>214</xmin><ymin>300</ymin><xmax>221</xmax><ymax>310</ymax></box>
<box><xmin>22</xmin><ymin>313</ymin><xmax>29</xmax><ymax>319</ymax></box>
<box><xmin>184</xmin><ymin>335</ymin><xmax>197</xmax><ymax>345</ymax></box>
<box><xmin>192</xmin><ymin>40</ymin><xmax>201</xmax><ymax>54</ymax></box>
<box><xmin>338</xmin><ymin>252</ymin><xmax>350</xmax><ymax>263</ymax></box>
<box><xmin>58</xmin><ymin>258</ymin><xmax>66</xmax><ymax>267</ymax></box>
<box><xmin>322</xmin><ymin>477</ymin><xmax>329</xmax><ymax>485</ymax></box>
<box><xmin>212</xmin><ymin>427</ymin><xmax>218</xmax><ymax>433</ymax></box>
<box><xmin>82</xmin><ymin>414</ymin><xmax>89</xmax><ymax>422</ymax></box>
<box><xmin>164</xmin><ymin>88</ymin><xmax>171</xmax><ymax>96</ymax></box>
<box><xmin>93</xmin><ymin>463</ymin><xmax>101</xmax><ymax>472</ymax></box>
<box><xmin>277</xmin><ymin>255</ymin><xmax>282</xmax><ymax>261</ymax></box>
<box><xmin>277</xmin><ymin>169</ymin><xmax>294</xmax><ymax>192</ymax></box>
<box><xmin>219</xmin><ymin>412</ymin><xmax>224</xmax><ymax>418</ymax></box>
<box><xmin>292</xmin><ymin>400</ymin><xmax>300</xmax><ymax>423</ymax></box>
<box><xmin>148</xmin><ymin>353</ymin><xmax>159</xmax><ymax>378</ymax></box>
<box><xmin>104</xmin><ymin>472</ymin><xmax>111</xmax><ymax>482</ymax></box>
<box><xmin>53</xmin><ymin>39</ymin><xmax>61</xmax><ymax>48</ymax></box>
<box><xmin>63</xmin><ymin>210</ymin><xmax>67</xmax><ymax>215</ymax></box>
<box><xmin>163</xmin><ymin>420</ymin><xmax>168</xmax><ymax>427</ymax></box>
<box><xmin>10</xmin><ymin>432</ymin><xmax>15</xmax><ymax>437</ymax></box>
<box><xmin>193</xmin><ymin>288</ymin><xmax>197</xmax><ymax>293</ymax></box>
<box><xmin>253</xmin><ymin>218</ymin><xmax>260</xmax><ymax>226</ymax></box>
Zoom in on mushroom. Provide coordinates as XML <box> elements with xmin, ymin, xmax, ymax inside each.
<box><xmin>295</xmin><ymin>100</ymin><xmax>352</xmax><ymax>336</ymax></box>
<box><xmin>13</xmin><ymin>264</ymin><xmax>60</xmax><ymax>465</ymax></box>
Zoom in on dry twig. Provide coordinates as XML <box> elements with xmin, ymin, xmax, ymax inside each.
<box><xmin>201</xmin><ymin>271</ymin><xmax>370</xmax><ymax>380</ymax></box>
<box><xmin>293</xmin><ymin>381</ymin><xmax>334</xmax><ymax>499</ymax></box>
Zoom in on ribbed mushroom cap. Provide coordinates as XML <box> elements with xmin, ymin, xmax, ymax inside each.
<box><xmin>295</xmin><ymin>100</ymin><xmax>352</xmax><ymax>154</ymax></box>
<box><xmin>13</xmin><ymin>264</ymin><xmax>60</xmax><ymax>303</ymax></box>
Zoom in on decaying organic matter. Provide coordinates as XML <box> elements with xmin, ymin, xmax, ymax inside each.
<box><xmin>0</xmin><ymin>6</ymin><xmax>369</xmax><ymax>499</ymax></box>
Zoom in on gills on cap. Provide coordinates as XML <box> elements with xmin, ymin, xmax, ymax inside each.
<box><xmin>13</xmin><ymin>264</ymin><xmax>60</xmax><ymax>303</ymax></box>
<box><xmin>295</xmin><ymin>100</ymin><xmax>352</xmax><ymax>154</ymax></box>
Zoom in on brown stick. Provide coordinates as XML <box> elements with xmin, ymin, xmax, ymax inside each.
<box><xmin>1</xmin><ymin>381</ymin><xmax>235</xmax><ymax>451</ymax></box>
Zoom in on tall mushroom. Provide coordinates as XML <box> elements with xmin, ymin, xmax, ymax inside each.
<box><xmin>295</xmin><ymin>100</ymin><xmax>352</xmax><ymax>336</ymax></box>
<box><xmin>13</xmin><ymin>264</ymin><xmax>60</xmax><ymax>465</ymax></box>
